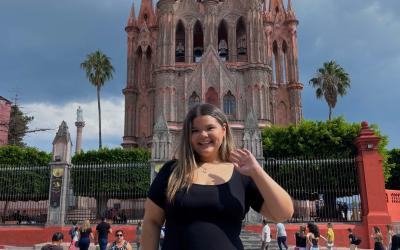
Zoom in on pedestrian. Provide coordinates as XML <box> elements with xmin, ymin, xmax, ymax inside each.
<box><xmin>141</xmin><ymin>104</ymin><xmax>293</xmax><ymax>249</ymax></box>
<box><xmin>78</xmin><ymin>219</ymin><xmax>94</xmax><ymax>250</ymax></box>
<box><xmin>159</xmin><ymin>225</ymin><xmax>165</xmax><ymax>249</ymax></box>
<box><xmin>41</xmin><ymin>232</ymin><xmax>64</xmax><ymax>250</ymax></box>
<box><xmin>325</xmin><ymin>222</ymin><xmax>334</xmax><ymax>250</ymax></box>
<box><xmin>135</xmin><ymin>221</ymin><xmax>142</xmax><ymax>250</ymax></box>
<box><xmin>261</xmin><ymin>219</ymin><xmax>271</xmax><ymax>250</ymax></box>
<box><xmin>391</xmin><ymin>233</ymin><xmax>400</xmax><ymax>250</ymax></box>
<box><xmin>109</xmin><ymin>230</ymin><xmax>132</xmax><ymax>250</ymax></box>
<box><xmin>96</xmin><ymin>217</ymin><xmax>112</xmax><ymax>250</ymax></box>
<box><xmin>294</xmin><ymin>225</ymin><xmax>307</xmax><ymax>250</ymax></box>
<box><xmin>307</xmin><ymin>223</ymin><xmax>320</xmax><ymax>250</ymax></box>
<box><xmin>276</xmin><ymin>222</ymin><xmax>288</xmax><ymax>250</ymax></box>
<box><xmin>68</xmin><ymin>224</ymin><xmax>79</xmax><ymax>250</ymax></box>
<box><xmin>348</xmin><ymin>228</ymin><xmax>361</xmax><ymax>250</ymax></box>
<box><xmin>371</xmin><ymin>226</ymin><xmax>385</xmax><ymax>250</ymax></box>
<box><xmin>387</xmin><ymin>224</ymin><xmax>395</xmax><ymax>250</ymax></box>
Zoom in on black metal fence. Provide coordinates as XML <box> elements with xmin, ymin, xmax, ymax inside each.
<box><xmin>65</xmin><ymin>162</ymin><xmax>151</xmax><ymax>224</ymax></box>
<box><xmin>0</xmin><ymin>165</ymin><xmax>50</xmax><ymax>225</ymax></box>
<box><xmin>264</xmin><ymin>157</ymin><xmax>362</xmax><ymax>223</ymax></box>
<box><xmin>0</xmin><ymin>157</ymin><xmax>362</xmax><ymax>225</ymax></box>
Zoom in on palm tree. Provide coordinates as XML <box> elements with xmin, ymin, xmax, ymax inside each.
<box><xmin>309</xmin><ymin>61</ymin><xmax>351</xmax><ymax>120</ymax></box>
<box><xmin>80</xmin><ymin>50</ymin><xmax>114</xmax><ymax>148</ymax></box>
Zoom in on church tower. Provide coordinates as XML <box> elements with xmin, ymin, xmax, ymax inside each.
<box><xmin>122</xmin><ymin>0</ymin><xmax>303</xmax><ymax>155</ymax></box>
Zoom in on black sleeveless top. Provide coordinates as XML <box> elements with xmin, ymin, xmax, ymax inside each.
<box><xmin>148</xmin><ymin>160</ymin><xmax>264</xmax><ymax>250</ymax></box>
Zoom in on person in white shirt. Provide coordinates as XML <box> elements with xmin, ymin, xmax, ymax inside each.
<box><xmin>261</xmin><ymin>220</ymin><xmax>271</xmax><ymax>250</ymax></box>
<box><xmin>276</xmin><ymin>222</ymin><xmax>288</xmax><ymax>250</ymax></box>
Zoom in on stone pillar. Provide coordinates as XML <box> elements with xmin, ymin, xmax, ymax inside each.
<box><xmin>75</xmin><ymin>106</ymin><xmax>85</xmax><ymax>154</ymax></box>
<box><xmin>243</xmin><ymin>109</ymin><xmax>264</xmax><ymax>225</ymax></box>
<box><xmin>354</xmin><ymin>121</ymin><xmax>391</xmax><ymax>248</ymax></box>
<box><xmin>47</xmin><ymin>121</ymin><xmax>72</xmax><ymax>226</ymax></box>
<box><xmin>150</xmin><ymin>113</ymin><xmax>171</xmax><ymax>181</ymax></box>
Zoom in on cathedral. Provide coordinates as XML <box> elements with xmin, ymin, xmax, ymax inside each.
<box><xmin>122</xmin><ymin>0</ymin><xmax>303</xmax><ymax>160</ymax></box>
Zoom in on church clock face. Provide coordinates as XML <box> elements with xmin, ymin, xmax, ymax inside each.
<box><xmin>52</xmin><ymin>168</ymin><xmax>64</xmax><ymax>178</ymax></box>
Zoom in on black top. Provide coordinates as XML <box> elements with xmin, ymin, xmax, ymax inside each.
<box><xmin>96</xmin><ymin>221</ymin><xmax>111</xmax><ymax>239</ymax></box>
<box><xmin>391</xmin><ymin>234</ymin><xmax>400</xmax><ymax>250</ymax></box>
<box><xmin>79</xmin><ymin>228</ymin><xmax>92</xmax><ymax>238</ymax></box>
<box><xmin>295</xmin><ymin>232</ymin><xmax>307</xmax><ymax>247</ymax></box>
<box><xmin>148</xmin><ymin>160</ymin><xmax>264</xmax><ymax>250</ymax></box>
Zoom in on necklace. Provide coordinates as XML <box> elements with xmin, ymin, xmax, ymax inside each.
<box><xmin>198</xmin><ymin>163</ymin><xmax>220</xmax><ymax>173</ymax></box>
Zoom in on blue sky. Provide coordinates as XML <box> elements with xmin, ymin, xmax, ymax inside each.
<box><xmin>0</xmin><ymin>0</ymin><xmax>399</xmax><ymax>152</ymax></box>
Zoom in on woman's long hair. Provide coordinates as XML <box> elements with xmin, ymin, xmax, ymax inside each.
<box><xmin>307</xmin><ymin>223</ymin><xmax>320</xmax><ymax>237</ymax></box>
<box><xmin>81</xmin><ymin>219</ymin><xmax>90</xmax><ymax>232</ymax></box>
<box><xmin>166</xmin><ymin>104</ymin><xmax>235</xmax><ymax>202</ymax></box>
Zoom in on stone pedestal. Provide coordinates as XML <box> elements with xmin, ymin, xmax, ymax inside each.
<box><xmin>354</xmin><ymin>121</ymin><xmax>392</xmax><ymax>248</ymax></box>
<box><xmin>46</xmin><ymin>121</ymin><xmax>72</xmax><ymax>226</ymax></box>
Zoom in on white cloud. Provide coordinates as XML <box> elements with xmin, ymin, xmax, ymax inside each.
<box><xmin>22</xmin><ymin>98</ymin><xmax>124</xmax><ymax>152</ymax></box>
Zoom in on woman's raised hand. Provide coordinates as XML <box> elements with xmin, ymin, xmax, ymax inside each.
<box><xmin>229</xmin><ymin>148</ymin><xmax>262</xmax><ymax>178</ymax></box>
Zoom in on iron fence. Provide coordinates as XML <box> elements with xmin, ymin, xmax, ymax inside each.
<box><xmin>0</xmin><ymin>165</ymin><xmax>50</xmax><ymax>225</ymax></box>
<box><xmin>65</xmin><ymin>162</ymin><xmax>151</xmax><ymax>224</ymax></box>
<box><xmin>264</xmin><ymin>157</ymin><xmax>361</xmax><ymax>223</ymax></box>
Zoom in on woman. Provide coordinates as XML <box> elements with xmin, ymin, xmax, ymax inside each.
<box><xmin>294</xmin><ymin>226</ymin><xmax>307</xmax><ymax>250</ymax></box>
<box><xmin>371</xmin><ymin>226</ymin><xmax>385</xmax><ymax>250</ymax></box>
<box><xmin>387</xmin><ymin>224</ymin><xmax>394</xmax><ymax>250</ymax></box>
<box><xmin>109</xmin><ymin>230</ymin><xmax>132</xmax><ymax>250</ymax></box>
<box><xmin>78</xmin><ymin>220</ymin><xmax>94</xmax><ymax>250</ymax></box>
<box><xmin>307</xmin><ymin>223</ymin><xmax>320</xmax><ymax>250</ymax></box>
<box><xmin>348</xmin><ymin>228</ymin><xmax>361</xmax><ymax>250</ymax></box>
<box><xmin>135</xmin><ymin>222</ymin><xmax>142</xmax><ymax>250</ymax></box>
<box><xmin>141</xmin><ymin>104</ymin><xmax>293</xmax><ymax>250</ymax></box>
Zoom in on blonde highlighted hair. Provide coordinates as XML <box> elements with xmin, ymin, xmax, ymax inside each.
<box><xmin>166</xmin><ymin>104</ymin><xmax>235</xmax><ymax>202</ymax></box>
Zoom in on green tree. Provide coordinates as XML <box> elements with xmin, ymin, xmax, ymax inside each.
<box><xmin>0</xmin><ymin>146</ymin><xmax>51</xmax><ymax>219</ymax></box>
<box><xmin>309</xmin><ymin>61</ymin><xmax>351</xmax><ymax>120</ymax></box>
<box><xmin>386</xmin><ymin>149</ymin><xmax>400</xmax><ymax>190</ymax></box>
<box><xmin>262</xmin><ymin>118</ymin><xmax>391</xmax><ymax>219</ymax></box>
<box><xmin>80</xmin><ymin>50</ymin><xmax>115</xmax><ymax>149</ymax></box>
<box><xmin>8</xmin><ymin>104</ymin><xmax>34</xmax><ymax>147</ymax></box>
<box><xmin>71</xmin><ymin>147</ymin><xmax>150</xmax><ymax>217</ymax></box>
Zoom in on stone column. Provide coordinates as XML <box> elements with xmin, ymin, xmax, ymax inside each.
<box><xmin>75</xmin><ymin>106</ymin><xmax>85</xmax><ymax>154</ymax></box>
<box><xmin>354</xmin><ymin>121</ymin><xmax>392</xmax><ymax>249</ymax></box>
<box><xmin>150</xmin><ymin>113</ymin><xmax>171</xmax><ymax>182</ymax></box>
<box><xmin>47</xmin><ymin>121</ymin><xmax>72</xmax><ymax>226</ymax></box>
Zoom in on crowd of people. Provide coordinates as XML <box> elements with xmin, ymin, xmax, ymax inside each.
<box><xmin>261</xmin><ymin>221</ymin><xmax>400</xmax><ymax>250</ymax></box>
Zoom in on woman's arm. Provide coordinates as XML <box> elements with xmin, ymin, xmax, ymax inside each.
<box><xmin>230</xmin><ymin>149</ymin><xmax>293</xmax><ymax>222</ymax></box>
<box><xmin>141</xmin><ymin>199</ymin><xmax>165</xmax><ymax>250</ymax></box>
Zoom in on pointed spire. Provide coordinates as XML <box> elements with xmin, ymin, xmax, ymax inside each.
<box><xmin>138</xmin><ymin>0</ymin><xmax>156</xmax><ymax>26</ymax></box>
<box><xmin>287</xmin><ymin>0</ymin><xmax>292</xmax><ymax>11</ymax></box>
<box><xmin>128</xmin><ymin>3</ymin><xmax>136</xmax><ymax>25</ymax></box>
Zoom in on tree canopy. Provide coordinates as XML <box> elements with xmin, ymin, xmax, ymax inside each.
<box><xmin>7</xmin><ymin>104</ymin><xmax>34</xmax><ymax>147</ymax></box>
<box><xmin>309</xmin><ymin>61</ymin><xmax>351</xmax><ymax>120</ymax></box>
<box><xmin>80</xmin><ymin>50</ymin><xmax>115</xmax><ymax>149</ymax></box>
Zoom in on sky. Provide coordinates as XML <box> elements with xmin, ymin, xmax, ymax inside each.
<box><xmin>0</xmin><ymin>0</ymin><xmax>399</xmax><ymax>153</ymax></box>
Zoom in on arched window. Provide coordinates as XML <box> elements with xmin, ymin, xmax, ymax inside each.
<box><xmin>273</xmin><ymin>40</ymin><xmax>279</xmax><ymax>83</ymax></box>
<box><xmin>189</xmin><ymin>92</ymin><xmax>200</xmax><ymax>108</ymax></box>
<box><xmin>175</xmin><ymin>20</ymin><xmax>185</xmax><ymax>63</ymax></box>
<box><xmin>282</xmin><ymin>40</ymin><xmax>288</xmax><ymax>84</ymax></box>
<box><xmin>223</xmin><ymin>91</ymin><xmax>236</xmax><ymax>115</ymax></box>
<box><xmin>236</xmin><ymin>17</ymin><xmax>247</xmax><ymax>61</ymax></box>
<box><xmin>218</xmin><ymin>20</ymin><xmax>229</xmax><ymax>61</ymax></box>
<box><xmin>193</xmin><ymin>21</ymin><xmax>204</xmax><ymax>63</ymax></box>
<box><xmin>205</xmin><ymin>87</ymin><xmax>219</xmax><ymax>107</ymax></box>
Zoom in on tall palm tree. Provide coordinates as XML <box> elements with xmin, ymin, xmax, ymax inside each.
<box><xmin>80</xmin><ymin>50</ymin><xmax>114</xmax><ymax>148</ymax></box>
<box><xmin>309</xmin><ymin>61</ymin><xmax>351</xmax><ymax>120</ymax></box>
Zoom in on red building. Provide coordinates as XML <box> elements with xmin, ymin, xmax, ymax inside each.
<box><xmin>122</xmin><ymin>0</ymin><xmax>303</xmax><ymax>152</ymax></box>
<box><xmin>0</xmin><ymin>96</ymin><xmax>12</xmax><ymax>146</ymax></box>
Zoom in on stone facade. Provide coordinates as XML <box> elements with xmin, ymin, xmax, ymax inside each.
<box><xmin>0</xmin><ymin>96</ymin><xmax>12</xmax><ymax>146</ymax></box>
<box><xmin>122</xmin><ymin>0</ymin><xmax>303</xmax><ymax>157</ymax></box>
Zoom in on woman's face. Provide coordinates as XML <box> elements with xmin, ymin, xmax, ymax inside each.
<box><xmin>191</xmin><ymin>115</ymin><xmax>226</xmax><ymax>163</ymax></box>
<box><xmin>115</xmin><ymin>232</ymin><xmax>124</xmax><ymax>243</ymax></box>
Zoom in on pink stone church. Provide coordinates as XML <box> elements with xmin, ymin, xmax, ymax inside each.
<box><xmin>122</xmin><ymin>0</ymin><xmax>303</xmax><ymax>159</ymax></box>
